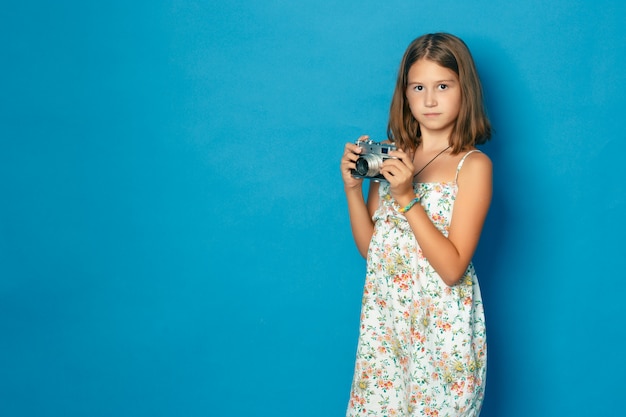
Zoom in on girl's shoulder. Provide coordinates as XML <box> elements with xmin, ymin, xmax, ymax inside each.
<box><xmin>458</xmin><ymin>147</ymin><xmax>491</xmax><ymax>165</ymax></box>
<box><xmin>455</xmin><ymin>148</ymin><xmax>492</xmax><ymax>183</ymax></box>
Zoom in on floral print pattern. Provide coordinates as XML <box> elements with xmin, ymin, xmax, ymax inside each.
<box><xmin>347</xmin><ymin>151</ymin><xmax>486</xmax><ymax>417</ymax></box>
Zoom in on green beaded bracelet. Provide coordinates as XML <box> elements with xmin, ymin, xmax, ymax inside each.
<box><xmin>398</xmin><ymin>195</ymin><xmax>420</xmax><ymax>213</ymax></box>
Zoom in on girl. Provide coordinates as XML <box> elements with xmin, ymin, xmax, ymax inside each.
<box><xmin>340</xmin><ymin>33</ymin><xmax>492</xmax><ymax>416</ymax></box>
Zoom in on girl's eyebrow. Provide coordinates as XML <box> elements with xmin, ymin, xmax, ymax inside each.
<box><xmin>408</xmin><ymin>79</ymin><xmax>457</xmax><ymax>84</ymax></box>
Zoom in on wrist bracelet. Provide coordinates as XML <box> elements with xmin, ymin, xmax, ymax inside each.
<box><xmin>398</xmin><ymin>195</ymin><xmax>420</xmax><ymax>213</ymax></box>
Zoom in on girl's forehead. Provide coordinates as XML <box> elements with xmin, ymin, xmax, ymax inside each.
<box><xmin>407</xmin><ymin>59</ymin><xmax>458</xmax><ymax>81</ymax></box>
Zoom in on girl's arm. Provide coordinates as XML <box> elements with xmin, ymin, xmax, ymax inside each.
<box><xmin>341</xmin><ymin>139</ymin><xmax>380</xmax><ymax>258</ymax></box>
<box><xmin>344</xmin><ymin>182</ymin><xmax>379</xmax><ymax>258</ymax></box>
<box><xmin>386</xmin><ymin>151</ymin><xmax>492</xmax><ymax>286</ymax></box>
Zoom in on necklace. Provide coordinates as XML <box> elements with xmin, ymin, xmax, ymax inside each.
<box><xmin>413</xmin><ymin>145</ymin><xmax>451</xmax><ymax>178</ymax></box>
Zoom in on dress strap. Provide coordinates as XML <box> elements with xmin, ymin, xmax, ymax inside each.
<box><xmin>455</xmin><ymin>150</ymin><xmax>481</xmax><ymax>182</ymax></box>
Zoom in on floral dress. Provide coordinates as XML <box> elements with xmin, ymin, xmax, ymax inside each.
<box><xmin>347</xmin><ymin>151</ymin><xmax>487</xmax><ymax>417</ymax></box>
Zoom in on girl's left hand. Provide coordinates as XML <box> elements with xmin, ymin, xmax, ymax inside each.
<box><xmin>381</xmin><ymin>149</ymin><xmax>415</xmax><ymax>203</ymax></box>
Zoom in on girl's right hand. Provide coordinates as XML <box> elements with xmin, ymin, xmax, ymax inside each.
<box><xmin>340</xmin><ymin>135</ymin><xmax>368</xmax><ymax>190</ymax></box>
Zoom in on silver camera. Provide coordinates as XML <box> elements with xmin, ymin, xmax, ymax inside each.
<box><xmin>351</xmin><ymin>139</ymin><xmax>397</xmax><ymax>181</ymax></box>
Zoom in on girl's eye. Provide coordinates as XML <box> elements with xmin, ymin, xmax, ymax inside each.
<box><xmin>438</xmin><ymin>84</ymin><xmax>448</xmax><ymax>90</ymax></box>
<box><xmin>414</xmin><ymin>85</ymin><xmax>423</xmax><ymax>91</ymax></box>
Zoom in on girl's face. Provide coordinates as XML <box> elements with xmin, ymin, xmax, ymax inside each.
<box><xmin>405</xmin><ymin>58</ymin><xmax>461</xmax><ymax>139</ymax></box>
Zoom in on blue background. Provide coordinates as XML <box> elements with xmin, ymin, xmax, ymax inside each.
<box><xmin>1</xmin><ymin>1</ymin><xmax>625</xmax><ymax>416</ymax></box>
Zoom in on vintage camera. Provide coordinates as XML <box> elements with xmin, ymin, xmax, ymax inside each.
<box><xmin>351</xmin><ymin>139</ymin><xmax>397</xmax><ymax>181</ymax></box>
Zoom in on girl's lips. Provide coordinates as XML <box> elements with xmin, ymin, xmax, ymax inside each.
<box><xmin>423</xmin><ymin>113</ymin><xmax>441</xmax><ymax>117</ymax></box>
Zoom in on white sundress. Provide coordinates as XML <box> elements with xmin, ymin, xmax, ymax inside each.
<box><xmin>347</xmin><ymin>150</ymin><xmax>487</xmax><ymax>417</ymax></box>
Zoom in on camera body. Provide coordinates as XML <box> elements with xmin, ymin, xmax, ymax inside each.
<box><xmin>351</xmin><ymin>139</ymin><xmax>397</xmax><ymax>181</ymax></box>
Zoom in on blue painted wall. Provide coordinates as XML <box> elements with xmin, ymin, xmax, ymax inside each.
<box><xmin>2</xmin><ymin>1</ymin><xmax>624</xmax><ymax>416</ymax></box>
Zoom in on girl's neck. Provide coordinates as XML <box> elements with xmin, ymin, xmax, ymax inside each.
<box><xmin>418</xmin><ymin>127</ymin><xmax>452</xmax><ymax>150</ymax></box>
<box><xmin>418</xmin><ymin>134</ymin><xmax>450</xmax><ymax>152</ymax></box>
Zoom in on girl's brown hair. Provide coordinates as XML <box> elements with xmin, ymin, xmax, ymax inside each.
<box><xmin>387</xmin><ymin>33</ymin><xmax>491</xmax><ymax>153</ymax></box>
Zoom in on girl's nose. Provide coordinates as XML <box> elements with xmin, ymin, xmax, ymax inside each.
<box><xmin>424</xmin><ymin>91</ymin><xmax>437</xmax><ymax>107</ymax></box>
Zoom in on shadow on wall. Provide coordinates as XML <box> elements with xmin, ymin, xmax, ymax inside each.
<box><xmin>467</xmin><ymin>36</ymin><xmax>530</xmax><ymax>417</ymax></box>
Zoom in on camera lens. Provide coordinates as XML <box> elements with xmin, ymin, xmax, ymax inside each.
<box><xmin>355</xmin><ymin>157</ymin><xmax>370</xmax><ymax>176</ymax></box>
<box><xmin>355</xmin><ymin>154</ymin><xmax>383</xmax><ymax>177</ymax></box>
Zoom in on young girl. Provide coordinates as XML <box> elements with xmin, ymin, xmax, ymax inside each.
<box><xmin>340</xmin><ymin>33</ymin><xmax>492</xmax><ymax>416</ymax></box>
